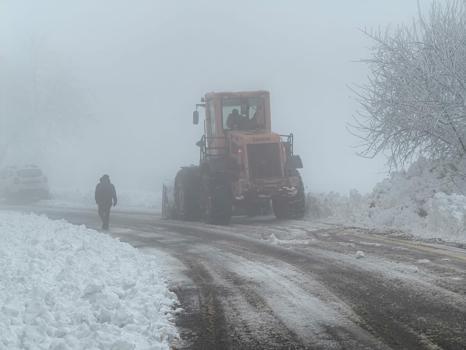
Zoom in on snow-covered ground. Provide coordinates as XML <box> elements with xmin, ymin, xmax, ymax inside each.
<box><xmin>0</xmin><ymin>211</ymin><xmax>178</xmax><ymax>350</ymax></box>
<box><xmin>307</xmin><ymin>158</ymin><xmax>466</xmax><ymax>244</ymax></box>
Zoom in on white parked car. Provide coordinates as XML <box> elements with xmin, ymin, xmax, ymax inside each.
<box><xmin>0</xmin><ymin>165</ymin><xmax>50</xmax><ymax>201</ymax></box>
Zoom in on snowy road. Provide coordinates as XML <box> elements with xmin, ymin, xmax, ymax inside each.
<box><xmin>3</xmin><ymin>205</ymin><xmax>466</xmax><ymax>350</ymax></box>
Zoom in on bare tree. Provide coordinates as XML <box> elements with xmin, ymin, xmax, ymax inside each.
<box><xmin>0</xmin><ymin>38</ymin><xmax>89</xmax><ymax>166</ymax></box>
<box><xmin>351</xmin><ymin>0</ymin><xmax>466</xmax><ymax>168</ymax></box>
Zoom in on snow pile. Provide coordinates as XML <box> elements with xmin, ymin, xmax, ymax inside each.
<box><xmin>307</xmin><ymin>158</ymin><xmax>466</xmax><ymax>243</ymax></box>
<box><xmin>46</xmin><ymin>188</ymin><xmax>94</xmax><ymax>208</ymax></box>
<box><xmin>44</xmin><ymin>187</ymin><xmax>161</xmax><ymax>210</ymax></box>
<box><xmin>0</xmin><ymin>211</ymin><xmax>178</xmax><ymax>349</ymax></box>
<box><xmin>306</xmin><ymin>189</ymin><xmax>365</xmax><ymax>223</ymax></box>
<box><xmin>355</xmin><ymin>251</ymin><xmax>365</xmax><ymax>259</ymax></box>
<box><xmin>427</xmin><ymin>193</ymin><xmax>466</xmax><ymax>241</ymax></box>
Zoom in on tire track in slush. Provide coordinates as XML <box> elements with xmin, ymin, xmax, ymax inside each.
<box><xmin>148</xmin><ymin>221</ymin><xmax>466</xmax><ymax>350</ymax></box>
<box><xmin>118</xmin><ymin>234</ymin><xmax>307</xmax><ymax>349</ymax></box>
<box><xmin>119</xmin><ymin>230</ymin><xmax>389</xmax><ymax>349</ymax></box>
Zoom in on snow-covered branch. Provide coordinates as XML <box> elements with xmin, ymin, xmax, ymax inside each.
<box><xmin>351</xmin><ymin>0</ymin><xmax>466</xmax><ymax>168</ymax></box>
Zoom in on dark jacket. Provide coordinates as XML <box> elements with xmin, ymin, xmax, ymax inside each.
<box><xmin>95</xmin><ymin>176</ymin><xmax>117</xmax><ymax>207</ymax></box>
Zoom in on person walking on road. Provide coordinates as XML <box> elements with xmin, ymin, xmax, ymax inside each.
<box><xmin>95</xmin><ymin>174</ymin><xmax>117</xmax><ymax>230</ymax></box>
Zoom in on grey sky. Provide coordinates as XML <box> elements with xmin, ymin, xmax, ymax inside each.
<box><xmin>0</xmin><ymin>1</ymin><xmax>439</xmax><ymax>193</ymax></box>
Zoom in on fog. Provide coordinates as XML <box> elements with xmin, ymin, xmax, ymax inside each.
<box><xmin>0</xmin><ymin>1</ymin><xmax>436</xmax><ymax>196</ymax></box>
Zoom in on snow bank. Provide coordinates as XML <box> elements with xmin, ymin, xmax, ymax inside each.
<box><xmin>0</xmin><ymin>211</ymin><xmax>178</xmax><ymax>349</ymax></box>
<box><xmin>427</xmin><ymin>193</ymin><xmax>466</xmax><ymax>242</ymax></box>
<box><xmin>43</xmin><ymin>187</ymin><xmax>161</xmax><ymax>210</ymax></box>
<box><xmin>307</xmin><ymin>158</ymin><xmax>466</xmax><ymax>243</ymax></box>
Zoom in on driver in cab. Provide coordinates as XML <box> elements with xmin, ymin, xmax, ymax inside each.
<box><xmin>226</xmin><ymin>108</ymin><xmax>243</xmax><ymax>130</ymax></box>
<box><xmin>227</xmin><ymin>108</ymin><xmax>259</xmax><ymax>130</ymax></box>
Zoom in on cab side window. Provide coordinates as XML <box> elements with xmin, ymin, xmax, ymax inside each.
<box><xmin>208</xmin><ymin>102</ymin><xmax>216</xmax><ymax>137</ymax></box>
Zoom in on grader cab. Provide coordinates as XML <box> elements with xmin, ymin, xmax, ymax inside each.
<box><xmin>163</xmin><ymin>90</ymin><xmax>305</xmax><ymax>224</ymax></box>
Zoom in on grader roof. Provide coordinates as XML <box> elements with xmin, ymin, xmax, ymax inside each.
<box><xmin>205</xmin><ymin>90</ymin><xmax>270</xmax><ymax>100</ymax></box>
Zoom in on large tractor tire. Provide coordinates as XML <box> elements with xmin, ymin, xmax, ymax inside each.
<box><xmin>200</xmin><ymin>171</ymin><xmax>232</xmax><ymax>225</ymax></box>
<box><xmin>272</xmin><ymin>172</ymin><xmax>305</xmax><ymax>220</ymax></box>
<box><xmin>174</xmin><ymin>167</ymin><xmax>201</xmax><ymax>221</ymax></box>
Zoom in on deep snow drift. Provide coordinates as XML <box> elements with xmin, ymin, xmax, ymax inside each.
<box><xmin>0</xmin><ymin>211</ymin><xmax>178</xmax><ymax>350</ymax></box>
<box><xmin>307</xmin><ymin>158</ymin><xmax>466</xmax><ymax>243</ymax></box>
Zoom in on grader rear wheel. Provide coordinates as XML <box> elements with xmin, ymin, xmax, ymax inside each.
<box><xmin>174</xmin><ymin>167</ymin><xmax>201</xmax><ymax>221</ymax></box>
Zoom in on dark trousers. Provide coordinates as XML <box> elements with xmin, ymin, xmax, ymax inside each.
<box><xmin>98</xmin><ymin>204</ymin><xmax>112</xmax><ymax>230</ymax></box>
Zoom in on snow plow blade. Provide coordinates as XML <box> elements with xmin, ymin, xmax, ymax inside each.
<box><xmin>161</xmin><ymin>184</ymin><xmax>175</xmax><ymax>219</ymax></box>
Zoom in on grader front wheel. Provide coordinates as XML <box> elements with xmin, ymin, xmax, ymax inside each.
<box><xmin>272</xmin><ymin>175</ymin><xmax>305</xmax><ymax>220</ymax></box>
<box><xmin>201</xmin><ymin>172</ymin><xmax>232</xmax><ymax>225</ymax></box>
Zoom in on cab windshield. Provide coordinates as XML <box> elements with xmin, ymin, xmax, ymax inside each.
<box><xmin>222</xmin><ymin>96</ymin><xmax>265</xmax><ymax>131</ymax></box>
